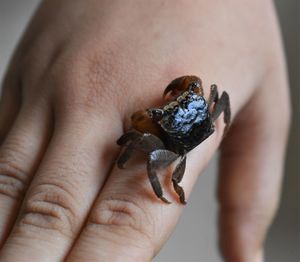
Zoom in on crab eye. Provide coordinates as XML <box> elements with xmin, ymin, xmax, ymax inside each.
<box><xmin>189</xmin><ymin>82</ymin><xmax>200</xmax><ymax>91</ymax></box>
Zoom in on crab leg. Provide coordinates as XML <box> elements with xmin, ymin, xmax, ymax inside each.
<box><xmin>116</xmin><ymin>130</ymin><xmax>142</xmax><ymax>146</ymax></box>
<box><xmin>208</xmin><ymin>84</ymin><xmax>219</xmax><ymax>108</ymax></box>
<box><xmin>147</xmin><ymin>149</ymin><xmax>179</xmax><ymax>203</ymax></box>
<box><xmin>117</xmin><ymin>132</ymin><xmax>165</xmax><ymax>169</ymax></box>
<box><xmin>172</xmin><ymin>155</ymin><xmax>187</xmax><ymax>204</ymax></box>
<box><xmin>211</xmin><ymin>91</ymin><xmax>231</xmax><ymax>134</ymax></box>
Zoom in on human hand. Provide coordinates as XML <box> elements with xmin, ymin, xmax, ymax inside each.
<box><xmin>0</xmin><ymin>0</ymin><xmax>290</xmax><ymax>261</ymax></box>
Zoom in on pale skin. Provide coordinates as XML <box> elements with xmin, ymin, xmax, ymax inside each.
<box><xmin>0</xmin><ymin>0</ymin><xmax>291</xmax><ymax>261</ymax></box>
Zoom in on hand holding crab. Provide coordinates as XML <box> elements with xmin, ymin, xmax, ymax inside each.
<box><xmin>117</xmin><ymin>76</ymin><xmax>231</xmax><ymax>204</ymax></box>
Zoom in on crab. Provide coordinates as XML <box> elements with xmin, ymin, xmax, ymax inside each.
<box><xmin>116</xmin><ymin>76</ymin><xmax>231</xmax><ymax>204</ymax></box>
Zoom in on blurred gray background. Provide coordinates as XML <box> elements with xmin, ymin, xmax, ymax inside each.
<box><xmin>0</xmin><ymin>0</ymin><xmax>299</xmax><ymax>261</ymax></box>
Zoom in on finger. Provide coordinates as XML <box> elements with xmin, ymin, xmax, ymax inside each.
<box><xmin>66</xmin><ymin>113</ymin><xmax>226</xmax><ymax>261</ymax></box>
<box><xmin>0</xmin><ymin>114</ymin><xmax>121</xmax><ymax>261</ymax></box>
<box><xmin>0</xmin><ymin>65</ymin><xmax>22</xmax><ymax>144</ymax></box>
<box><xmin>0</xmin><ymin>104</ymin><xmax>51</xmax><ymax>245</ymax></box>
<box><xmin>218</xmin><ymin>71</ymin><xmax>290</xmax><ymax>261</ymax></box>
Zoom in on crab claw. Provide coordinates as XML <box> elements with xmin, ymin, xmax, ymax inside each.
<box><xmin>163</xmin><ymin>75</ymin><xmax>203</xmax><ymax>99</ymax></box>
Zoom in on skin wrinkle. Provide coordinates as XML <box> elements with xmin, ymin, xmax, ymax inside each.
<box><xmin>0</xmin><ymin>163</ymin><xmax>28</xmax><ymax>185</ymax></box>
<box><xmin>0</xmin><ymin>173</ymin><xmax>26</xmax><ymax>200</ymax></box>
<box><xmin>89</xmin><ymin>197</ymin><xmax>154</xmax><ymax>241</ymax></box>
<box><xmin>32</xmin><ymin>164</ymin><xmax>85</xmax><ymax>201</ymax></box>
<box><xmin>29</xmin><ymin>182</ymin><xmax>79</xmax><ymax>215</ymax></box>
<box><xmin>0</xmin><ymin>148</ymin><xmax>33</xmax><ymax>200</ymax></box>
<box><xmin>20</xmin><ymin>202</ymin><xmax>74</xmax><ymax>239</ymax></box>
<box><xmin>21</xmin><ymin>183</ymin><xmax>80</xmax><ymax>237</ymax></box>
<box><xmin>82</xmin><ymin>221</ymin><xmax>154</xmax><ymax>261</ymax></box>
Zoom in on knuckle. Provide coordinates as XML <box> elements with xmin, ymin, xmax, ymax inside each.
<box><xmin>88</xmin><ymin>196</ymin><xmax>154</xmax><ymax>243</ymax></box>
<box><xmin>0</xmin><ymin>161</ymin><xmax>28</xmax><ymax>200</ymax></box>
<box><xmin>0</xmin><ymin>138</ymin><xmax>34</xmax><ymax>200</ymax></box>
<box><xmin>50</xmin><ymin>48</ymin><xmax>123</xmax><ymax>114</ymax></box>
<box><xmin>19</xmin><ymin>182</ymin><xmax>79</xmax><ymax>237</ymax></box>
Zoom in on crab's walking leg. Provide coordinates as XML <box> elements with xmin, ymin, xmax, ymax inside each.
<box><xmin>208</xmin><ymin>84</ymin><xmax>219</xmax><ymax>107</ymax></box>
<box><xmin>210</xmin><ymin>89</ymin><xmax>231</xmax><ymax>134</ymax></box>
<box><xmin>147</xmin><ymin>149</ymin><xmax>179</xmax><ymax>204</ymax></box>
<box><xmin>212</xmin><ymin>92</ymin><xmax>231</xmax><ymax>130</ymax></box>
<box><xmin>117</xmin><ymin>133</ymin><xmax>165</xmax><ymax>169</ymax></box>
<box><xmin>172</xmin><ymin>155</ymin><xmax>187</xmax><ymax>204</ymax></box>
<box><xmin>117</xmin><ymin>140</ymin><xmax>138</xmax><ymax>169</ymax></box>
<box><xmin>116</xmin><ymin>130</ymin><xmax>142</xmax><ymax>146</ymax></box>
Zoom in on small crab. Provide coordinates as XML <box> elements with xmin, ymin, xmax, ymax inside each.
<box><xmin>116</xmin><ymin>76</ymin><xmax>231</xmax><ymax>204</ymax></box>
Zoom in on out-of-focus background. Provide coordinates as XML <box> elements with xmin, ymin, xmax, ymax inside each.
<box><xmin>0</xmin><ymin>1</ymin><xmax>299</xmax><ymax>261</ymax></box>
